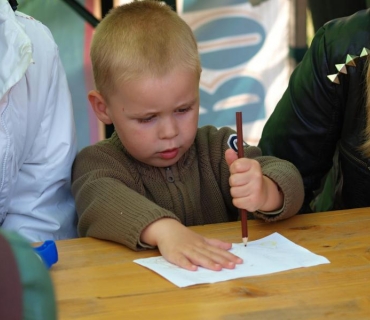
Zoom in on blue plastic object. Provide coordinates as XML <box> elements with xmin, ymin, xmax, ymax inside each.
<box><xmin>33</xmin><ymin>240</ymin><xmax>58</xmax><ymax>269</ymax></box>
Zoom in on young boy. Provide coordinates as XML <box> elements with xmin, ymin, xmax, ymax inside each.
<box><xmin>72</xmin><ymin>0</ymin><xmax>304</xmax><ymax>271</ymax></box>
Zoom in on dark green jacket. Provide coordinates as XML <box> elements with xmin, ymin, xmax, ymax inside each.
<box><xmin>260</xmin><ymin>9</ymin><xmax>370</xmax><ymax>212</ymax></box>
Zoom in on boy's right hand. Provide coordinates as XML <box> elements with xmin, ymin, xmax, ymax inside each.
<box><xmin>140</xmin><ymin>218</ymin><xmax>243</xmax><ymax>271</ymax></box>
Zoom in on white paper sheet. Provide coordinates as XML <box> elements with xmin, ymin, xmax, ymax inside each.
<box><xmin>134</xmin><ymin>232</ymin><xmax>330</xmax><ymax>287</ymax></box>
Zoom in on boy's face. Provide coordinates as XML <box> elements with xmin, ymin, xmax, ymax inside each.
<box><xmin>92</xmin><ymin>67</ymin><xmax>200</xmax><ymax>167</ymax></box>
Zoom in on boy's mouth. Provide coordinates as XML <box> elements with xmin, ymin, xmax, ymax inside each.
<box><xmin>159</xmin><ymin>148</ymin><xmax>179</xmax><ymax>160</ymax></box>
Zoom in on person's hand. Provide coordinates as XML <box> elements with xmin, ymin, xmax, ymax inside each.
<box><xmin>140</xmin><ymin>218</ymin><xmax>243</xmax><ymax>271</ymax></box>
<box><xmin>225</xmin><ymin>148</ymin><xmax>283</xmax><ymax>212</ymax></box>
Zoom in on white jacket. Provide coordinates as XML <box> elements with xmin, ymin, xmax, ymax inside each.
<box><xmin>0</xmin><ymin>1</ymin><xmax>78</xmax><ymax>242</ymax></box>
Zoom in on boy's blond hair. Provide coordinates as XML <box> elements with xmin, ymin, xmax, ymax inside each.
<box><xmin>90</xmin><ymin>0</ymin><xmax>201</xmax><ymax>100</ymax></box>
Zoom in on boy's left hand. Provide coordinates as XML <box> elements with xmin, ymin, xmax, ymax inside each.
<box><xmin>225</xmin><ymin>148</ymin><xmax>283</xmax><ymax>212</ymax></box>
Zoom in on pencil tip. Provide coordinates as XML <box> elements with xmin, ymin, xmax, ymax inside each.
<box><xmin>242</xmin><ymin>237</ymin><xmax>248</xmax><ymax>246</ymax></box>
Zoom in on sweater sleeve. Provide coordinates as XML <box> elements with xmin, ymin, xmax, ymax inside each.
<box><xmin>202</xmin><ymin>126</ymin><xmax>304</xmax><ymax>221</ymax></box>
<box><xmin>252</xmin><ymin>154</ymin><xmax>304</xmax><ymax>221</ymax></box>
<box><xmin>71</xmin><ymin>144</ymin><xmax>179</xmax><ymax>250</ymax></box>
<box><xmin>240</xmin><ymin>139</ymin><xmax>304</xmax><ymax>221</ymax></box>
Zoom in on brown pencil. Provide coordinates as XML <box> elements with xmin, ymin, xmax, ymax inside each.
<box><xmin>236</xmin><ymin>112</ymin><xmax>248</xmax><ymax>246</ymax></box>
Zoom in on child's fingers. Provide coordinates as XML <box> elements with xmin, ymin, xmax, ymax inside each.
<box><xmin>206</xmin><ymin>238</ymin><xmax>243</xmax><ymax>265</ymax></box>
<box><xmin>168</xmin><ymin>254</ymin><xmax>199</xmax><ymax>271</ymax></box>
<box><xmin>192</xmin><ymin>242</ymin><xmax>243</xmax><ymax>268</ymax></box>
<box><xmin>188</xmin><ymin>245</ymin><xmax>242</xmax><ymax>270</ymax></box>
<box><xmin>206</xmin><ymin>238</ymin><xmax>232</xmax><ymax>250</ymax></box>
<box><xmin>225</xmin><ymin>148</ymin><xmax>238</xmax><ymax>166</ymax></box>
<box><xmin>167</xmin><ymin>242</ymin><xmax>243</xmax><ymax>271</ymax></box>
<box><xmin>229</xmin><ymin>158</ymin><xmax>260</xmax><ymax>175</ymax></box>
<box><xmin>166</xmin><ymin>249</ymin><xmax>222</xmax><ymax>271</ymax></box>
<box><xmin>205</xmin><ymin>243</ymin><xmax>243</xmax><ymax>265</ymax></box>
<box><xmin>157</xmin><ymin>227</ymin><xmax>243</xmax><ymax>272</ymax></box>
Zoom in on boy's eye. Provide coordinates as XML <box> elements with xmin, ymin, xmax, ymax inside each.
<box><xmin>176</xmin><ymin>107</ymin><xmax>191</xmax><ymax>114</ymax></box>
<box><xmin>138</xmin><ymin>116</ymin><xmax>154</xmax><ymax>123</ymax></box>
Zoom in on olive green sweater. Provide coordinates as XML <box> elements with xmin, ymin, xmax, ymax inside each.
<box><xmin>72</xmin><ymin>126</ymin><xmax>304</xmax><ymax>250</ymax></box>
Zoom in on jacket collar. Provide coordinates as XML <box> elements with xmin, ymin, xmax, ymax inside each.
<box><xmin>0</xmin><ymin>0</ymin><xmax>32</xmax><ymax>101</ymax></box>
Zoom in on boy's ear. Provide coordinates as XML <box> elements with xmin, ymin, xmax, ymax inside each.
<box><xmin>88</xmin><ymin>90</ymin><xmax>113</xmax><ymax>125</ymax></box>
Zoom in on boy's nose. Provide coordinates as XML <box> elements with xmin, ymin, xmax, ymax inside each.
<box><xmin>159</xmin><ymin>117</ymin><xmax>179</xmax><ymax>139</ymax></box>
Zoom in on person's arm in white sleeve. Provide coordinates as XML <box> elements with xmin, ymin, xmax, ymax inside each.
<box><xmin>1</xmin><ymin>10</ymin><xmax>78</xmax><ymax>242</ymax></box>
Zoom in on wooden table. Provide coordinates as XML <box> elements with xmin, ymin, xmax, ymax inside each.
<box><xmin>51</xmin><ymin>208</ymin><xmax>370</xmax><ymax>319</ymax></box>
